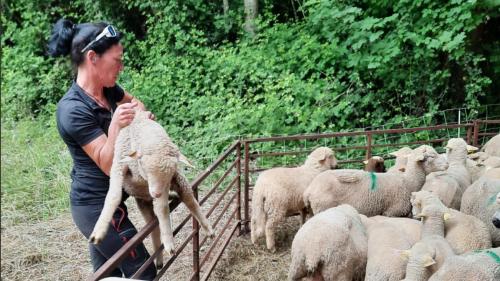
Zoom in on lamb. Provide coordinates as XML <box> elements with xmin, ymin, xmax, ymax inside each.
<box><xmin>303</xmin><ymin>145</ymin><xmax>448</xmax><ymax>217</ymax></box>
<box><xmin>421</xmin><ymin>138</ymin><xmax>474</xmax><ymax>210</ymax></box>
<box><xmin>402</xmin><ymin>204</ymin><xmax>455</xmax><ymax>280</ymax></box>
<box><xmin>89</xmin><ymin>109</ymin><xmax>214</xmax><ymax>267</ymax></box>
<box><xmin>386</xmin><ymin>146</ymin><xmax>413</xmax><ymax>173</ymax></box>
<box><xmin>410</xmin><ymin>190</ymin><xmax>491</xmax><ymax>254</ymax></box>
<box><xmin>482</xmin><ymin>133</ymin><xmax>500</xmax><ymax>157</ymax></box>
<box><xmin>360</xmin><ymin>215</ymin><xmax>421</xmax><ymax>281</ymax></box>
<box><xmin>363</xmin><ymin>156</ymin><xmax>386</xmax><ymax>172</ymax></box>
<box><xmin>467</xmin><ymin>152</ymin><xmax>500</xmax><ymax>182</ymax></box>
<box><xmin>250</xmin><ymin>147</ymin><xmax>337</xmax><ymax>252</ymax></box>
<box><xmin>427</xmin><ymin>247</ymin><xmax>500</xmax><ymax>281</ymax></box>
<box><xmin>460</xmin><ymin>176</ymin><xmax>500</xmax><ymax>246</ymax></box>
<box><xmin>288</xmin><ymin>204</ymin><xmax>367</xmax><ymax>281</ymax></box>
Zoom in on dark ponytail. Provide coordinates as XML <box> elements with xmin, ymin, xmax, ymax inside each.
<box><xmin>47</xmin><ymin>18</ymin><xmax>76</xmax><ymax>57</ymax></box>
<box><xmin>47</xmin><ymin>19</ymin><xmax>122</xmax><ymax>68</ymax></box>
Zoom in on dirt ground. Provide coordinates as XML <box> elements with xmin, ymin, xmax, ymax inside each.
<box><xmin>1</xmin><ymin>190</ymin><xmax>300</xmax><ymax>281</ymax></box>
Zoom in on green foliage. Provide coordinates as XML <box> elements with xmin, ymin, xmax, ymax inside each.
<box><xmin>1</xmin><ymin>0</ymin><xmax>500</xmax><ymax>222</ymax></box>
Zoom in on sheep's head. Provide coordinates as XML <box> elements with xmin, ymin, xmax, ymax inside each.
<box><xmin>445</xmin><ymin>138</ymin><xmax>469</xmax><ymax>162</ymax></box>
<box><xmin>305</xmin><ymin>147</ymin><xmax>337</xmax><ymax>171</ymax></box>
<box><xmin>410</xmin><ymin>190</ymin><xmax>445</xmax><ymax>219</ymax></box>
<box><xmin>403</xmin><ymin>242</ymin><xmax>436</xmax><ymax>268</ymax></box>
<box><xmin>415</xmin><ymin>202</ymin><xmax>451</xmax><ymax>222</ymax></box>
<box><xmin>413</xmin><ymin>145</ymin><xmax>448</xmax><ymax>174</ymax></box>
<box><xmin>363</xmin><ymin>156</ymin><xmax>386</xmax><ymax>172</ymax></box>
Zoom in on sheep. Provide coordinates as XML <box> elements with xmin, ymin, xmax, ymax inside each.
<box><xmin>303</xmin><ymin>145</ymin><xmax>448</xmax><ymax>217</ymax></box>
<box><xmin>420</xmin><ymin>138</ymin><xmax>475</xmax><ymax>210</ymax></box>
<box><xmin>482</xmin><ymin>133</ymin><xmax>500</xmax><ymax>157</ymax></box>
<box><xmin>402</xmin><ymin>204</ymin><xmax>455</xmax><ymax>280</ymax></box>
<box><xmin>386</xmin><ymin>146</ymin><xmax>413</xmax><ymax>173</ymax></box>
<box><xmin>427</xmin><ymin>247</ymin><xmax>500</xmax><ymax>281</ymax></box>
<box><xmin>460</xmin><ymin>176</ymin><xmax>500</xmax><ymax>246</ymax></box>
<box><xmin>410</xmin><ymin>190</ymin><xmax>491</xmax><ymax>254</ymax></box>
<box><xmin>360</xmin><ymin>215</ymin><xmax>421</xmax><ymax>281</ymax></box>
<box><xmin>89</xmin><ymin>109</ymin><xmax>214</xmax><ymax>267</ymax></box>
<box><xmin>288</xmin><ymin>204</ymin><xmax>367</xmax><ymax>281</ymax></box>
<box><xmin>250</xmin><ymin>147</ymin><xmax>337</xmax><ymax>252</ymax></box>
<box><xmin>363</xmin><ymin>156</ymin><xmax>386</xmax><ymax>172</ymax></box>
<box><xmin>467</xmin><ymin>152</ymin><xmax>500</xmax><ymax>182</ymax></box>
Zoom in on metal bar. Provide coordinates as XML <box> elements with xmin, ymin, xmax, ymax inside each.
<box><xmin>154</xmin><ymin>230</ymin><xmax>197</xmax><ymax>280</ymax></box>
<box><xmin>466</xmin><ymin>126</ymin><xmax>472</xmax><ymax>144</ymax></box>
<box><xmin>244</xmin><ymin>141</ymin><xmax>250</xmax><ymax>233</ymax></box>
<box><xmin>199</xmin><ymin>158</ymin><xmax>238</xmax><ymax>206</ymax></box>
<box><xmin>132</xmin><ymin>244</ymin><xmax>164</xmax><ymax>279</ymax></box>
<box><xmin>243</xmin><ymin>123</ymin><xmax>473</xmax><ymax>143</ymax></box>
<box><xmin>199</xmin><ymin>207</ymin><xmax>239</xmax><ymax>268</ymax></box>
<box><xmin>191</xmin><ymin>141</ymin><xmax>239</xmax><ymax>189</ymax></box>
<box><xmin>476</xmin><ymin>120</ymin><xmax>500</xmax><ymax>124</ymax></box>
<box><xmin>366</xmin><ymin>132</ymin><xmax>372</xmax><ymax>159</ymax></box>
<box><xmin>200</xmin><ymin>189</ymin><xmax>239</xmax><ymax>249</ymax></box>
<box><xmin>88</xmin><ymin>199</ymin><xmax>180</xmax><ymax>281</ymax></box>
<box><xmin>192</xmin><ymin>187</ymin><xmax>200</xmax><ymax>281</ymax></box>
<box><xmin>473</xmin><ymin>120</ymin><xmax>479</xmax><ymax>147</ymax></box>
<box><xmin>200</xmin><ymin>222</ymin><xmax>240</xmax><ymax>281</ymax></box>
<box><xmin>236</xmin><ymin>142</ymin><xmax>242</xmax><ymax>236</ymax></box>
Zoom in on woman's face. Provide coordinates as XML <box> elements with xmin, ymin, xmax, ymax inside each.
<box><xmin>95</xmin><ymin>43</ymin><xmax>124</xmax><ymax>87</ymax></box>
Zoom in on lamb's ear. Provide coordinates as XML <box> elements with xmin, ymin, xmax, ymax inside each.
<box><xmin>363</xmin><ymin>160</ymin><xmax>368</xmax><ymax>165</ymax></box>
<box><xmin>423</xmin><ymin>255</ymin><xmax>436</xmax><ymax>267</ymax></box>
<box><xmin>415</xmin><ymin>154</ymin><xmax>425</xmax><ymax>162</ymax></box>
<box><xmin>178</xmin><ymin>153</ymin><xmax>195</xmax><ymax>169</ymax></box>
<box><xmin>467</xmin><ymin>145</ymin><xmax>479</xmax><ymax>153</ymax></box>
<box><xmin>415</xmin><ymin>212</ymin><xmax>426</xmax><ymax>219</ymax></box>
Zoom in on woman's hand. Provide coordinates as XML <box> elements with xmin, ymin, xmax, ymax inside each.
<box><xmin>112</xmin><ymin>101</ymin><xmax>138</xmax><ymax>128</ymax></box>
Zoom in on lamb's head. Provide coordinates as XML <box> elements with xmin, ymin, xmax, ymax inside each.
<box><xmin>412</xmin><ymin>145</ymin><xmax>448</xmax><ymax>174</ymax></box>
<box><xmin>363</xmin><ymin>156</ymin><xmax>386</xmax><ymax>172</ymax></box>
<box><xmin>414</xmin><ymin>202</ymin><xmax>451</xmax><ymax>223</ymax></box>
<box><xmin>304</xmin><ymin>147</ymin><xmax>337</xmax><ymax>171</ymax></box>
<box><xmin>401</xmin><ymin>241</ymin><xmax>436</xmax><ymax>275</ymax></box>
<box><xmin>493</xmin><ymin>192</ymin><xmax>500</xmax><ymax>229</ymax></box>
<box><xmin>410</xmin><ymin>190</ymin><xmax>445</xmax><ymax>219</ymax></box>
<box><xmin>445</xmin><ymin>138</ymin><xmax>472</xmax><ymax>163</ymax></box>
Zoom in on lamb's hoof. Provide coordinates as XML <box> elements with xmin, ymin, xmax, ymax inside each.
<box><xmin>89</xmin><ymin>233</ymin><xmax>104</xmax><ymax>244</ymax></box>
<box><xmin>163</xmin><ymin>244</ymin><xmax>175</xmax><ymax>258</ymax></box>
<box><xmin>203</xmin><ymin>226</ymin><xmax>215</xmax><ymax>239</ymax></box>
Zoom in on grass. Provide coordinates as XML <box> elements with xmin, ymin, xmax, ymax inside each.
<box><xmin>1</xmin><ymin>117</ymin><xmax>72</xmax><ymax>226</ymax></box>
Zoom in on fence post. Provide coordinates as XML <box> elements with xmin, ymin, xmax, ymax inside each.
<box><xmin>473</xmin><ymin>120</ymin><xmax>480</xmax><ymax>147</ymax></box>
<box><xmin>236</xmin><ymin>141</ymin><xmax>242</xmax><ymax>236</ymax></box>
<box><xmin>366</xmin><ymin>132</ymin><xmax>372</xmax><ymax>159</ymax></box>
<box><xmin>192</xmin><ymin>186</ymin><xmax>200</xmax><ymax>281</ymax></box>
<box><xmin>244</xmin><ymin>141</ymin><xmax>250</xmax><ymax>234</ymax></box>
<box><xmin>466</xmin><ymin>125</ymin><xmax>472</xmax><ymax>144</ymax></box>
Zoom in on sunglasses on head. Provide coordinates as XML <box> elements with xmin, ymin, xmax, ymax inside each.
<box><xmin>81</xmin><ymin>25</ymin><xmax>118</xmax><ymax>53</ymax></box>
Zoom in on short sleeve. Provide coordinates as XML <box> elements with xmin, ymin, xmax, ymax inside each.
<box><xmin>104</xmin><ymin>84</ymin><xmax>125</xmax><ymax>104</ymax></box>
<box><xmin>57</xmin><ymin>101</ymin><xmax>104</xmax><ymax>147</ymax></box>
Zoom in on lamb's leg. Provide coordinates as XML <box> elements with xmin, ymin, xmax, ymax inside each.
<box><xmin>136</xmin><ymin>198</ymin><xmax>163</xmax><ymax>269</ymax></box>
<box><xmin>265</xmin><ymin>209</ymin><xmax>285</xmax><ymax>252</ymax></box>
<box><xmin>172</xmin><ymin>172</ymin><xmax>215</xmax><ymax>237</ymax></box>
<box><xmin>89</xmin><ymin>163</ymin><xmax>127</xmax><ymax>244</ymax></box>
<box><xmin>152</xmin><ymin>191</ymin><xmax>176</xmax><ymax>257</ymax></box>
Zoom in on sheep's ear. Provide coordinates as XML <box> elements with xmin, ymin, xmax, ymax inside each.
<box><xmin>423</xmin><ymin>255</ymin><xmax>436</xmax><ymax>267</ymax></box>
<box><xmin>400</xmin><ymin>250</ymin><xmax>411</xmax><ymax>260</ymax></box>
<box><xmin>178</xmin><ymin>153</ymin><xmax>195</xmax><ymax>169</ymax></box>
<box><xmin>415</xmin><ymin>154</ymin><xmax>425</xmax><ymax>161</ymax></box>
<box><xmin>363</xmin><ymin>160</ymin><xmax>368</xmax><ymax>165</ymax></box>
<box><xmin>467</xmin><ymin>145</ymin><xmax>479</xmax><ymax>153</ymax></box>
<box><xmin>443</xmin><ymin>212</ymin><xmax>451</xmax><ymax>221</ymax></box>
<box><xmin>415</xmin><ymin>212</ymin><xmax>426</xmax><ymax>219</ymax></box>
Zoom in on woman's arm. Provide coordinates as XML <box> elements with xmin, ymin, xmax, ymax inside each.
<box><xmin>82</xmin><ymin>101</ymin><xmax>137</xmax><ymax>175</ymax></box>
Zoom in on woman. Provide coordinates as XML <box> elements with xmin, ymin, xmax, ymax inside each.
<box><xmin>47</xmin><ymin>18</ymin><xmax>157</xmax><ymax>279</ymax></box>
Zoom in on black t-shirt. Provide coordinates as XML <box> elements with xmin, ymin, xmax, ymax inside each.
<box><xmin>56</xmin><ymin>82</ymin><xmax>125</xmax><ymax>205</ymax></box>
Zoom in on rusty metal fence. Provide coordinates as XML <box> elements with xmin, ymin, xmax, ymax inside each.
<box><xmin>89</xmin><ymin>119</ymin><xmax>499</xmax><ymax>280</ymax></box>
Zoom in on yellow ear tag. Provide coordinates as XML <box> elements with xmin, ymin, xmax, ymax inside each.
<box><xmin>443</xmin><ymin>213</ymin><xmax>451</xmax><ymax>221</ymax></box>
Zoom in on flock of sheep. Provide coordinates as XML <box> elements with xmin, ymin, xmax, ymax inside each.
<box><xmin>250</xmin><ymin>134</ymin><xmax>500</xmax><ymax>281</ymax></box>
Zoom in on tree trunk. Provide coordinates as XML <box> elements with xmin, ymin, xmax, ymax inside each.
<box><xmin>244</xmin><ymin>0</ymin><xmax>258</xmax><ymax>36</ymax></box>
